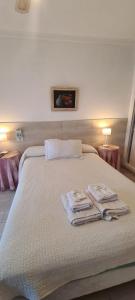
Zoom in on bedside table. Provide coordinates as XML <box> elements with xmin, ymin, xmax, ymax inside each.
<box><xmin>98</xmin><ymin>145</ymin><xmax>120</xmax><ymax>170</ymax></box>
<box><xmin>0</xmin><ymin>151</ymin><xmax>21</xmax><ymax>192</ymax></box>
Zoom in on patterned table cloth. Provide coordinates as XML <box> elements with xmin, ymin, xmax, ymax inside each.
<box><xmin>0</xmin><ymin>151</ymin><xmax>21</xmax><ymax>191</ymax></box>
<box><xmin>98</xmin><ymin>145</ymin><xmax>120</xmax><ymax>170</ymax></box>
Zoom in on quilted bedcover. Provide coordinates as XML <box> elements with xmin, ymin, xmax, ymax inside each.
<box><xmin>0</xmin><ymin>150</ymin><xmax>135</xmax><ymax>300</ymax></box>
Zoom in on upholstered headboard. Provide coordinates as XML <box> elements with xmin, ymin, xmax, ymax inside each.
<box><xmin>0</xmin><ymin>118</ymin><xmax>127</xmax><ymax>156</ymax></box>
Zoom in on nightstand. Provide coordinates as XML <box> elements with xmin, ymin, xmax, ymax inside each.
<box><xmin>0</xmin><ymin>151</ymin><xmax>21</xmax><ymax>192</ymax></box>
<box><xmin>98</xmin><ymin>145</ymin><xmax>120</xmax><ymax>170</ymax></box>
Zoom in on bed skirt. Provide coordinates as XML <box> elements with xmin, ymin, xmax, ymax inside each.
<box><xmin>44</xmin><ymin>264</ymin><xmax>135</xmax><ymax>300</ymax></box>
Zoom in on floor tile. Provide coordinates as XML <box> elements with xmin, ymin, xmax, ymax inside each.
<box><xmin>120</xmin><ymin>167</ymin><xmax>135</xmax><ymax>182</ymax></box>
<box><xmin>77</xmin><ymin>290</ymin><xmax>110</xmax><ymax>299</ymax></box>
<box><xmin>108</xmin><ymin>281</ymin><xmax>135</xmax><ymax>300</ymax></box>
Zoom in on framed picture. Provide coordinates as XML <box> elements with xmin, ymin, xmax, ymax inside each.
<box><xmin>51</xmin><ymin>87</ymin><xmax>79</xmax><ymax>111</ymax></box>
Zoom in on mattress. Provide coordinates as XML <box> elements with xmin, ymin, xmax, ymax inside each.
<box><xmin>0</xmin><ymin>151</ymin><xmax>135</xmax><ymax>300</ymax></box>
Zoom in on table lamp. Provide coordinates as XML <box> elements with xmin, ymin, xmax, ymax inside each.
<box><xmin>102</xmin><ymin>127</ymin><xmax>111</xmax><ymax>146</ymax></box>
<box><xmin>0</xmin><ymin>129</ymin><xmax>8</xmax><ymax>157</ymax></box>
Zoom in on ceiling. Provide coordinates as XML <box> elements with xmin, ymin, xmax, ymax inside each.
<box><xmin>0</xmin><ymin>0</ymin><xmax>135</xmax><ymax>41</ymax></box>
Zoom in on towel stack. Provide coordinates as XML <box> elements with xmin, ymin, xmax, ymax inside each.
<box><xmin>66</xmin><ymin>191</ymin><xmax>92</xmax><ymax>212</ymax></box>
<box><xmin>62</xmin><ymin>191</ymin><xmax>101</xmax><ymax>226</ymax></box>
<box><xmin>62</xmin><ymin>184</ymin><xmax>129</xmax><ymax>225</ymax></box>
<box><xmin>87</xmin><ymin>184</ymin><xmax>129</xmax><ymax>221</ymax></box>
<box><xmin>88</xmin><ymin>184</ymin><xmax>118</xmax><ymax>203</ymax></box>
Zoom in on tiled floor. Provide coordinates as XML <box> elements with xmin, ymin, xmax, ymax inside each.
<box><xmin>1</xmin><ymin>281</ymin><xmax>135</xmax><ymax>300</ymax></box>
<box><xmin>0</xmin><ymin>167</ymin><xmax>135</xmax><ymax>300</ymax></box>
<box><xmin>77</xmin><ymin>280</ymin><xmax>135</xmax><ymax>299</ymax></box>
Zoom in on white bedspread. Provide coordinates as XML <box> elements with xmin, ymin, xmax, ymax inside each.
<box><xmin>0</xmin><ymin>152</ymin><xmax>135</xmax><ymax>300</ymax></box>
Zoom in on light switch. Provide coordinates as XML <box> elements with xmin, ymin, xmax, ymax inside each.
<box><xmin>16</xmin><ymin>128</ymin><xmax>24</xmax><ymax>142</ymax></box>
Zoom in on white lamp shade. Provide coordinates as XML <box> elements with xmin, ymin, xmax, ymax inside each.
<box><xmin>0</xmin><ymin>133</ymin><xmax>7</xmax><ymax>141</ymax></box>
<box><xmin>102</xmin><ymin>128</ymin><xmax>112</xmax><ymax>136</ymax></box>
<box><xmin>0</xmin><ymin>128</ymin><xmax>8</xmax><ymax>141</ymax></box>
<box><xmin>15</xmin><ymin>0</ymin><xmax>31</xmax><ymax>13</ymax></box>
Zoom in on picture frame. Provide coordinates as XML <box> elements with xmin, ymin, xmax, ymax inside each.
<box><xmin>51</xmin><ymin>87</ymin><xmax>79</xmax><ymax>111</ymax></box>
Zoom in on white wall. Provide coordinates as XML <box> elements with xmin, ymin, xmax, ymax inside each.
<box><xmin>1</xmin><ymin>0</ymin><xmax>135</xmax><ymax>41</ymax></box>
<box><xmin>0</xmin><ymin>37</ymin><xmax>134</xmax><ymax>122</ymax></box>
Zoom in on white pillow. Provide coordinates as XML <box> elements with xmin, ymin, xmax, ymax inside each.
<box><xmin>45</xmin><ymin>139</ymin><xmax>82</xmax><ymax>160</ymax></box>
<box><xmin>82</xmin><ymin>144</ymin><xmax>98</xmax><ymax>154</ymax></box>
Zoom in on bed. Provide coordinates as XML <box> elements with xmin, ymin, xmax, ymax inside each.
<box><xmin>0</xmin><ymin>146</ymin><xmax>135</xmax><ymax>300</ymax></box>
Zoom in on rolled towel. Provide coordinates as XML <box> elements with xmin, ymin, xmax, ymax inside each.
<box><xmin>88</xmin><ymin>183</ymin><xmax>118</xmax><ymax>203</ymax></box>
<box><xmin>61</xmin><ymin>194</ymin><xmax>101</xmax><ymax>226</ymax></box>
<box><xmin>66</xmin><ymin>190</ymin><xmax>93</xmax><ymax>212</ymax></box>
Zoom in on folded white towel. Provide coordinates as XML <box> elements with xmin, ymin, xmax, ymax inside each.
<box><xmin>66</xmin><ymin>190</ymin><xmax>93</xmax><ymax>212</ymax></box>
<box><xmin>67</xmin><ymin>190</ymin><xmax>87</xmax><ymax>202</ymax></box>
<box><xmin>87</xmin><ymin>191</ymin><xmax>129</xmax><ymax>221</ymax></box>
<box><xmin>88</xmin><ymin>183</ymin><xmax>118</xmax><ymax>203</ymax></box>
<box><xmin>61</xmin><ymin>195</ymin><xmax>101</xmax><ymax>226</ymax></box>
<box><xmin>100</xmin><ymin>200</ymin><xmax>129</xmax><ymax>220</ymax></box>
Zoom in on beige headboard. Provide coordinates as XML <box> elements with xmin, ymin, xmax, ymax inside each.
<box><xmin>0</xmin><ymin>118</ymin><xmax>127</xmax><ymax>156</ymax></box>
